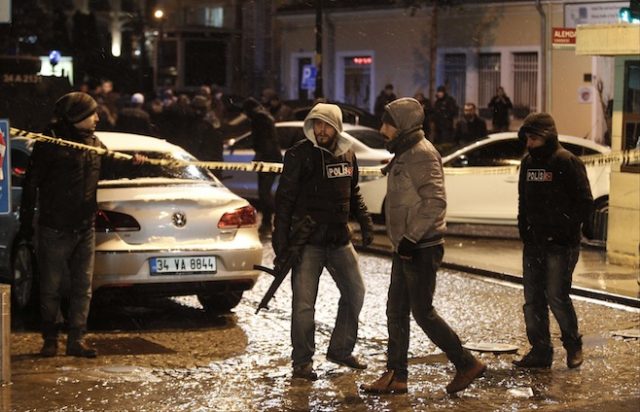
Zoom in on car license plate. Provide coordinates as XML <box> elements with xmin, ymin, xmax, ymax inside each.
<box><xmin>150</xmin><ymin>256</ymin><xmax>217</xmax><ymax>275</ymax></box>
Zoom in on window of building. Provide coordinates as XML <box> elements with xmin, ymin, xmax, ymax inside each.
<box><xmin>343</xmin><ymin>56</ymin><xmax>372</xmax><ymax>110</ymax></box>
<box><xmin>478</xmin><ymin>53</ymin><xmax>501</xmax><ymax>108</ymax></box>
<box><xmin>444</xmin><ymin>54</ymin><xmax>466</xmax><ymax>107</ymax></box>
<box><xmin>204</xmin><ymin>7</ymin><xmax>224</xmax><ymax>28</ymax></box>
<box><xmin>513</xmin><ymin>52</ymin><xmax>538</xmax><ymax>117</ymax></box>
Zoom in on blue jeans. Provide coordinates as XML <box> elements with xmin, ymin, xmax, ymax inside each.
<box><xmin>37</xmin><ymin>225</ymin><xmax>95</xmax><ymax>339</ymax></box>
<box><xmin>290</xmin><ymin>243</ymin><xmax>365</xmax><ymax>367</ymax></box>
<box><xmin>387</xmin><ymin>245</ymin><xmax>474</xmax><ymax>379</ymax></box>
<box><xmin>522</xmin><ymin>242</ymin><xmax>582</xmax><ymax>351</ymax></box>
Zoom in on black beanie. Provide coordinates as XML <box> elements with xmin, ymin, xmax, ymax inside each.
<box><xmin>55</xmin><ymin>92</ymin><xmax>98</xmax><ymax>124</ymax></box>
<box><xmin>518</xmin><ymin>112</ymin><xmax>558</xmax><ymax>142</ymax></box>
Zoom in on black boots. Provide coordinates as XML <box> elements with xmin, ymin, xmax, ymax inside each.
<box><xmin>40</xmin><ymin>339</ymin><xmax>58</xmax><ymax>357</ymax></box>
<box><xmin>513</xmin><ymin>347</ymin><xmax>553</xmax><ymax>368</ymax></box>
<box><xmin>66</xmin><ymin>329</ymin><xmax>98</xmax><ymax>358</ymax></box>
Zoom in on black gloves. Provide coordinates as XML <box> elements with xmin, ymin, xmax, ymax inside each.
<box><xmin>397</xmin><ymin>236</ymin><xmax>416</xmax><ymax>259</ymax></box>
<box><xmin>360</xmin><ymin>227</ymin><xmax>374</xmax><ymax>247</ymax></box>
<box><xmin>18</xmin><ymin>224</ymin><xmax>34</xmax><ymax>242</ymax></box>
<box><xmin>581</xmin><ymin>220</ymin><xmax>595</xmax><ymax>240</ymax></box>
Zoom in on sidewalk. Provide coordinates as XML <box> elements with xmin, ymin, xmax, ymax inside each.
<box><xmin>357</xmin><ymin>224</ymin><xmax>640</xmax><ymax>308</ymax></box>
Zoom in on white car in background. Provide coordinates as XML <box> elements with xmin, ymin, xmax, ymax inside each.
<box><xmin>359</xmin><ymin>133</ymin><xmax>611</xmax><ymax>241</ymax></box>
<box><xmin>222</xmin><ymin>121</ymin><xmax>391</xmax><ymax>201</ymax></box>
<box><xmin>2</xmin><ymin>132</ymin><xmax>263</xmax><ymax>313</ymax></box>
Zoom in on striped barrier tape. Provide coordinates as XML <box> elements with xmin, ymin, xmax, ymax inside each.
<box><xmin>10</xmin><ymin>127</ymin><xmax>640</xmax><ymax>177</ymax></box>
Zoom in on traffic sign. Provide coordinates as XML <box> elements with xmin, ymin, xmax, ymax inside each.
<box><xmin>301</xmin><ymin>65</ymin><xmax>317</xmax><ymax>90</ymax></box>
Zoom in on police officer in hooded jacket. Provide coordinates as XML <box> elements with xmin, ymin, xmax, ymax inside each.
<box><xmin>272</xmin><ymin>103</ymin><xmax>374</xmax><ymax>381</ymax></box>
<box><xmin>514</xmin><ymin>112</ymin><xmax>593</xmax><ymax>370</ymax></box>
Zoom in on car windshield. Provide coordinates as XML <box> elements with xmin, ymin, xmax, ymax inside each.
<box><xmin>100</xmin><ymin>150</ymin><xmax>221</xmax><ymax>185</ymax></box>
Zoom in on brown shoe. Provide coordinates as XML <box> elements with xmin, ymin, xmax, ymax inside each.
<box><xmin>566</xmin><ymin>347</ymin><xmax>583</xmax><ymax>369</ymax></box>
<box><xmin>360</xmin><ymin>370</ymin><xmax>408</xmax><ymax>394</ymax></box>
<box><xmin>292</xmin><ymin>363</ymin><xmax>318</xmax><ymax>381</ymax></box>
<box><xmin>40</xmin><ymin>339</ymin><xmax>58</xmax><ymax>357</ymax></box>
<box><xmin>446</xmin><ymin>358</ymin><xmax>486</xmax><ymax>394</ymax></box>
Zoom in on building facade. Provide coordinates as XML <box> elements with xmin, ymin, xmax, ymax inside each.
<box><xmin>275</xmin><ymin>1</ymin><xmax>625</xmax><ymax>144</ymax></box>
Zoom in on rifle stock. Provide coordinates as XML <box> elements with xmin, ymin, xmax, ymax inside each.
<box><xmin>254</xmin><ymin>215</ymin><xmax>316</xmax><ymax>314</ymax></box>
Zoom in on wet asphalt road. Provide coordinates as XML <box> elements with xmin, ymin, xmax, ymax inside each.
<box><xmin>3</xmin><ymin>243</ymin><xmax>639</xmax><ymax>411</ymax></box>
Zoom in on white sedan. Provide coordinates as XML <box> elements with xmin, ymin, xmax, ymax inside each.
<box><xmin>4</xmin><ymin>132</ymin><xmax>263</xmax><ymax>312</ymax></box>
<box><xmin>359</xmin><ymin>133</ymin><xmax>611</xmax><ymax>240</ymax></box>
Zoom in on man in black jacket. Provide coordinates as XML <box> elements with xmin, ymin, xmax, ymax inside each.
<box><xmin>514</xmin><ymin>112</ymin><xmax>593</xmax><ymax>370</ymax></box>
<box><xmin>242</xmin><ymin>97</ymin><xmax>282</xmax><ymax>237</ymax></box>
<box><xmin>272</xmin><ymin>103</ymin><xmax>374</xmax><ymax>381</ymax></box>
<box><xmin>432</xmin><ymin>85</ymin><xmax>459</xmax><ymax>148</ymax></box>
<box><xmin>454</xmin><ymin>103</ymin><xmax>487</xmax><ymax>146</ymax></box>
<box><xmin>20</xmin><ymin>92</ymin><xmax>143</xmax><ymax>359</ymax></box>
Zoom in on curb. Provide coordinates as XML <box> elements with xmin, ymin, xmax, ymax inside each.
<box><xmin>356</xmin><ymin>244</ymin><xmax>640</xmax><ymax>309</ymax></box>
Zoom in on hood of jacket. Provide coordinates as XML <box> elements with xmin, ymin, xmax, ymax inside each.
<box><xmin>303</xmin><ymin>103</ymin><xmax>352</xmax><ymax>156</ymax></box>
<box><xmin>384</xmin><ymin>97</ymin><xmax>425</xmax><ymax>136</ymax></box>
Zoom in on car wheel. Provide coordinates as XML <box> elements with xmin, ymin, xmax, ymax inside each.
<box><xmin>11</xmin><ymin>241</ymin><xmax>38</xmax><ymax>311</ymax></box>
<box><xmin>198</xmin><ymin>291</ymin><xmax>244</xmax><ymax>313</ymax></box>
<box><xmin>592</xmin><ymin>197</ymin><xmax>609</xmax><ymax>242</ymax></box>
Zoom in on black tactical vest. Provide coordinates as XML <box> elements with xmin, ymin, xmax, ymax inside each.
<box><xmin>300</xmin><ymin>147</ymin><xmax>354</xmax><ymax>224</ymax></box>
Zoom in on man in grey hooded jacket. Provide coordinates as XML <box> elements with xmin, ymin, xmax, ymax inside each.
<box><xmin>361</xmin><ymin>97</ymin><xmax>485</xmax><ymax>395</ymax></box>
<box><xmin>273</xmin><ymin>103</ymin><xmax>374</xmax><ymax>381</ymax></box>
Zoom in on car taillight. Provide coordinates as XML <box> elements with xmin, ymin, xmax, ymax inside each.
<box><xmin>218</xmin><ymin>205</ymin><xmax>257</xmax><ymax>229</ymax></box>
<box><xmin>95</xmin><ymin>210</ymin><xmax>141</xmax><ymax>232</ymax></box>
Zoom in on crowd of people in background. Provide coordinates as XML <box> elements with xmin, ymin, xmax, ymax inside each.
<box><xmin>78</xmin><ymin>78</ymin><xmax>516</xmax><ymax>168</ymax></box>
<box><xmin>376</xmin><ymin>84</ymin><xmax>518</xmax><ymax>152</ymax></box>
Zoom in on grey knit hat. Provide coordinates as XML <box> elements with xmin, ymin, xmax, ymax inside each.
<box><xmin>55</xmin><ymin>92</ymin><xmax>98</xmax><ymax>124</ymax></box>
<box><xmin>518</xmin><ymin>112</ymin><xmax>558</xmax><ymax>142</ymax></box>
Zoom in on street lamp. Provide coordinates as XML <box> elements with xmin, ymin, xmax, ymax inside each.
<box><xmin>153</xmin><ymin>9</ymin><xmax>165</xmax><ymax>92</ymax></box>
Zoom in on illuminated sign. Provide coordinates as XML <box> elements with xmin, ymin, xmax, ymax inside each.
<box><xmin>352</xmin><ymin>56</ymin><xmax>372</xmax><ymax>65</ymax></box>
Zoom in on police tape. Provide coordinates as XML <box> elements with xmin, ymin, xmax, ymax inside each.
<box><xmin>10</xmin><ymin>127</ymin><xmax>640</xmax><ymax>177</ymax></box>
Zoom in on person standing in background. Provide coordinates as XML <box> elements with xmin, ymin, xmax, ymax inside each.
<box><xmin>374</xmin><ymin>84</ymin><xmax>397</xmax><ymax>121</ymax></box>
<box><xmin>432</xmin><ymin>86</ymin><xmax>458</xmax><ymax>149</ymax></box>
<box><xmin>242</xmin><ymin>97</ymin><xmax>283</xmax><ymax>238</ymax></box>
<box><xmin>454</xmin><ymin>103</ymin><xmax>488</xmax><ymax>146</ymax></box>
<box><xmin>488</xmin><ymin>86</ymin><xmax>513</xmax><ymax>132</ymax></box>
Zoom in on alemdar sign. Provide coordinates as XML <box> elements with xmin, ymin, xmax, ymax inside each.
<box><xmin>553</xmin><ymin>27</ymin><xmax>577</xmax><ymax>49</ymax></box>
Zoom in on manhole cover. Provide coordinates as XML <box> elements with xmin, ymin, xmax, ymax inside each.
<box><xmin>611</xmin><ymin>328</ymin><xmax>640</xmax><ymax>339</ymax></box>
<box><xmin>463</xmin><ymin>342</ymin><xmax>519</xmax><ymax>353</ymax></box>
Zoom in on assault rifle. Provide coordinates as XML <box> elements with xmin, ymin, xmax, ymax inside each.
<box><xmin>254</xmin><ymin>215</ymin><xmax>316</xmax><ymax>314</ymax></box>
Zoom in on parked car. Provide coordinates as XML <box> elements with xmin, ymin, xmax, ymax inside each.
<box><xmin>0</xmin><ymin>132</ymin><xmax>263</xmax><ymax>313</ymax></box>
<box><xmin>359</xmin><ymin>132</ymin><xmax>612</xmax><ymax>241</ymax></box>
<box><xmin>222</xmin><ymin>121</ymin><xmax>391</xmax><ymax>201</ymax></box>
<box><xmin>285</xmin><ymin>100</ymin><xmax>381</xmax><ymax>129</ymax></box>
